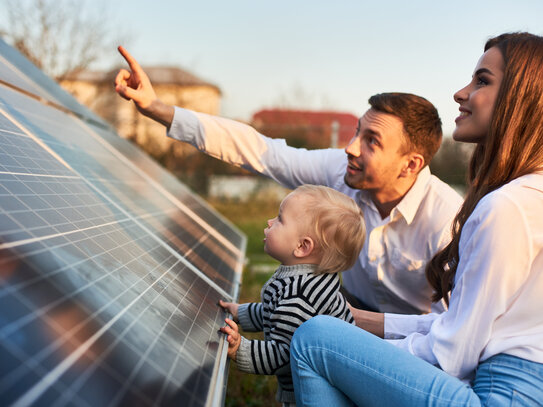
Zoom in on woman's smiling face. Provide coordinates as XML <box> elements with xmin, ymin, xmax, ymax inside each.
<box><xmin>452</xmin><ymin>46</ymin><xmax>505</xmax><ymax>143</ymax></box>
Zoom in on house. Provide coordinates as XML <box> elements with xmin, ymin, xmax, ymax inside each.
<box><xmin>60</xmin><ymin>66</ymin><xmax>221</xmax><ymax>157</ymax></box>
<box><xmin>251</xmin><ymin>109</ymin><xmax>358</xmax><ymax>149</ymax></box>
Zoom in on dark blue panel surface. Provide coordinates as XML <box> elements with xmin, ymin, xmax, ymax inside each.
<box><xmin>0</xmin><ymin>41</ymin><xmax>245</xmax><ymax>407</ymax></box>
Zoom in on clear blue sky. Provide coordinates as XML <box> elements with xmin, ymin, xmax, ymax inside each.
<box><xmin>5</xmin><ymin>0</ymin><xmax>543</xmax><ymax>135</ymax></box>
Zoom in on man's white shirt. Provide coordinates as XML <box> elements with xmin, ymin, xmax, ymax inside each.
<box><xmin>167</xmin><ymin>107</ymin><xmax>463</xmax><ymax>314</ymax></box>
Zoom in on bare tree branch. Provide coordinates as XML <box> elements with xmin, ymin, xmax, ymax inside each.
<box><xmin>1</xmin><ymin>0</ymin><xmax>130</xmax><ymax>80</ymax></box>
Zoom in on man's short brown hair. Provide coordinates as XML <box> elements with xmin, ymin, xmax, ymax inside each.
<box><xmin>368</xmin><ymin>92</ymin><xmax>442</xmax><ymax>167</ymax></box>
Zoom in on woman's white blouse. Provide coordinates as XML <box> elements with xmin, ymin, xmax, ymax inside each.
<box><xmin>384</xmin><ymin>172</ymin><xmax>543</xmax><ymax>381</ymax></box>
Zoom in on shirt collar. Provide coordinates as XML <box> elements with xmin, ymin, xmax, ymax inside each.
<box><xmin>274</xmin><ymin>263</ymin><xmax>318</xmax><ymax>278</ymax></box>
<box><xmin>356</xmin><ymin>166</ymin><xmax>432</xmax><ymax>225</ymax></box>
<box><xmin>393</xmin><ymin>166</ymin><xmax>431</xmax><ymax>225</ymax></box>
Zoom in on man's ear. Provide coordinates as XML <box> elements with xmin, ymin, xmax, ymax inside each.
<box><xmin>400</xmin><ymin>152</ymin><xmax>425</xmax><ymax>178</ymax></box>
<box><xmin>293</xmin><ymin>237</ymin><xmax>315</xmax><ymax>258</ymax></box>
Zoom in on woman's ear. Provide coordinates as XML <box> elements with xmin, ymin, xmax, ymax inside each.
<box><xmin>293</xmin><ymin>237</ymin><xmax>315</xmax><ymax>258</ymax></box>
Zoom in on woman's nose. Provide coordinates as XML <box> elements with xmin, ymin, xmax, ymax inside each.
<box><xmin>454</xmin><ymin>84</ymin><xmax>469</xmax><ymax>104</ymax></box>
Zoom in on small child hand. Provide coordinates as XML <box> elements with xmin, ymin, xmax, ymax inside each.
<box><xmin>219</xmin><ymin>300</ymin><xmax>239</xmax><ymax>322</ymax></box>
<box><xmin>220</xmin><ymin>318</ymin><xmax>241</xmax><ymax>361</ymax></box>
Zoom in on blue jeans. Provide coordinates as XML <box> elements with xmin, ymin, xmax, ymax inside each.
<box><xmin>290</xmin><ymin>316</ymin><xmax>543</xmax><ymax>406</ymax></box>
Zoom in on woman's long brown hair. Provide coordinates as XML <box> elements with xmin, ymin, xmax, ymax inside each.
<box><xmin>426</xmin><ymin>33</ymin><xmax>543</xmax><ymax>305</ymax></box>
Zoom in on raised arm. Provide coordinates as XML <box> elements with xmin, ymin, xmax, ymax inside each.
<box><xmin>114</xmin><ymin>46</ymin><xmax>174</xmax><ymax>128</ymax></box>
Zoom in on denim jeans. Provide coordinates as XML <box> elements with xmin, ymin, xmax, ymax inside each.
<box><xmin>290</xmin><ymin>316</ymin><xmax>543</xmax><ymax>406</ymax></box>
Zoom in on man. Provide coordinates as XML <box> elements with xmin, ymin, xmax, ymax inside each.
<box><xmin>115</xmin><ymin>46</ymin><xmax>462</xmax><ymax>318</ymax></box>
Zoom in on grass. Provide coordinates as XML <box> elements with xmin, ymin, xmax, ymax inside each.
<box><xmin>208</xmin><ymin>197</ymin><xmax>285</xmax><ymax>406</ymax></box>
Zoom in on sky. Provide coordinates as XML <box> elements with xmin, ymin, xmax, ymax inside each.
<box><xmin>3</xmin><ymin>0</ymin><xmax>543</xmax><ymax>136</ymax></box>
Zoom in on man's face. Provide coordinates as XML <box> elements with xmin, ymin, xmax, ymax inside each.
<box><xmin>344</xmin><ymin>109</ymin><xmax>410</xmax><ymax>196</ymax></box>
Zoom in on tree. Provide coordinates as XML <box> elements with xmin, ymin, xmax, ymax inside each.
<box><xmin>430</xmin><ymin>137</ymin><xmax>474</xmax><ymax>190</ymax></box>
<box><xmin>0</xmin><ymin>0</ymin><xmax>127</xmax><ymax>81</ymax></box>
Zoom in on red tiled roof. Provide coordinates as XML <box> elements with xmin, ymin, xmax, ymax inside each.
<box><xmin>252</xmin><ymin>109</ymin><xmax>358</xmax><ymax>147</ymax></box>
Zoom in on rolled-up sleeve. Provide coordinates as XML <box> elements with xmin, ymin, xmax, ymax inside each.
<box><xmin>384</xmin><ymin>312</ymin><xmax>439</xmax><ymax>340</ymax></box>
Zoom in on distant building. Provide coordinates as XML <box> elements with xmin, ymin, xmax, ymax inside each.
<box><xmin>60</xmin><ymin>66</ymin><xmax>221</xmax><ymax>157</ymax></box>
<box><xmin>208</xmin><ymin>175</ymin><xmax>290</xmax><ymax>201</ymax></box>
<box><xmin>251</xmin><ymin>109</ymin><xmax>358</xmax><ymax>149</ymax></box>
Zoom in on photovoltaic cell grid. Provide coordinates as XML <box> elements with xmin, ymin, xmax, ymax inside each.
<box><xmin>0</xmin><ymin>39</ymin><xmax>245</xmax><ymax>407</ymax></box>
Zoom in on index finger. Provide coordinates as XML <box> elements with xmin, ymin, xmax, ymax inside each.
<box><xmin>224</xmin><ymin>318</ymin><xmax>237</xmax><ymax>330</ymax></box>
<box><xmin>117</xmin><ymin>45</ymin><xmax>144</xmax><ymax>74</ymax></box>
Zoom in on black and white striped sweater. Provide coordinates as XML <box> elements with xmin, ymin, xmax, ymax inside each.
<box><xmin>236</xmin><ymin>263</ymin><xmax>354</xmax><ymax>404</ymax></box>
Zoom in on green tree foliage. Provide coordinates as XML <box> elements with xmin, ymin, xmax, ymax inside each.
<box><xmin>430</xmin><ymin>137</ymin><xmax>474</xmax><ymax>190</ymax></box>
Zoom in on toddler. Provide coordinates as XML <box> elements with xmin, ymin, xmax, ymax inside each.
<box><xmin>220</xmin><ymin>184</ymin><xmax>366</xmax><ymax>406</ymax></box>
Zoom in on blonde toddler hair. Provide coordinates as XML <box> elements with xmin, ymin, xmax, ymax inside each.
<box><xmin>291</xmin><ymin>185</ymin><xmax>366</xmax><ymax>274</ymax></box>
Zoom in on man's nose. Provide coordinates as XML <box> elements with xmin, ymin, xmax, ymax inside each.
<box><xmin>345</xmin><ymin>136</ymin><xmax>361</xmax><ymax>157</ymax></box>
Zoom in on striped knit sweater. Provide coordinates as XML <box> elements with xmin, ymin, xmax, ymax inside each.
<box><xmin>236</xmin><ymin>263</ymin><xmax>355</xmax><ymax>404</ymax></box>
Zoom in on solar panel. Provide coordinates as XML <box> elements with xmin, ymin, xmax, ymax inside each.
<box><xmin>0</xmin><ymin>39</ymin><xmax>107</xmax><ymax>126</ymax></box>
<box><xmin>0</xmin><ymin>38</ymin><xmax>245</xmax><ymax>407</ymax></box>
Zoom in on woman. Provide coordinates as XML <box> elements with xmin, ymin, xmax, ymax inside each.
<box><xmin>290</xmin><ymin>32</ymin><xmax>543</xmax><ymax>406</ymax></box>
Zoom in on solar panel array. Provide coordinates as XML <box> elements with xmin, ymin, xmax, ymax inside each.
<box><xmin>0</xmin><ymin>38</ymin><xmax>246</xmax><ymax>407</ymax></box>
